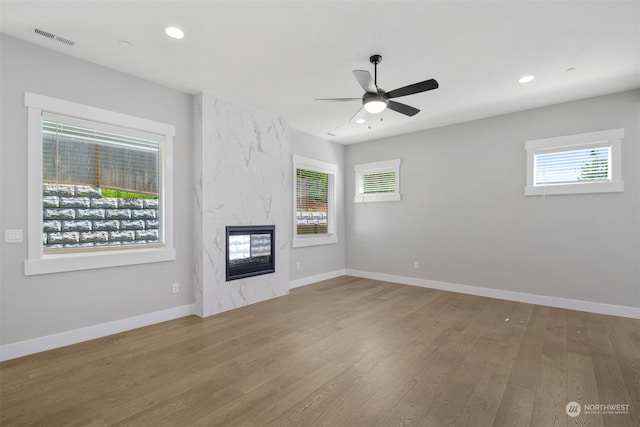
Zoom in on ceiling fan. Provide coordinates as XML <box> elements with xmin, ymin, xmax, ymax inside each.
<box><xmin>316</xmin><ymin>54</ymin><xmax>439</xmax><ymax>123</ymax></box>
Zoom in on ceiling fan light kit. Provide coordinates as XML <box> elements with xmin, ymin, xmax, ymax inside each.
<box><xmin>316</xmin><ymin>54</ymin><xmax>439</xmax><ymax>123</ymax></box>
<box><xmin>363</xmin><ymin>94</ymin><xmax>388</xmax><ymax>113</ymax></box>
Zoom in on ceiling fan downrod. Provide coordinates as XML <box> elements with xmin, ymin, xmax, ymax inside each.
<box><xmin>370</xmin><ymin>54</ymin><xmax>382</xmax><ymax>87</ymax></box>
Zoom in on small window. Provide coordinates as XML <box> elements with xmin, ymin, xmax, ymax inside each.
<box><xmin>354</xmin><ymin>159</ymin><xmax>401</xmax><ymax>203</ymax></box>
<box><xmin>525</xmin><ymin>129</ymin><xmax>624</xmax><ymax>196</ymax></box>
<box><xmin>25</xmin><ymin>92</ymin><xmax>175</xmax><ymax>275</ymax></box>
<box><xmin>292</xmin><ymin>155</ymin><xmax>337</xmax><ymax>248</ymax></box>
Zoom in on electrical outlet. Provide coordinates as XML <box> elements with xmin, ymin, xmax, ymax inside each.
<box><xmin>172</xmin><ymin>283</ymin><xmax>180</xmax><ymax>294</ymax></box>
<box><xmin>414</xmin><ymin>261</ymin><xmax>419</xmax><ymax>269</ymax></box>
<box><xmin>296</xmin><ymin>262</ymin><xmax>301</xmax><ymax>270</ymax></box>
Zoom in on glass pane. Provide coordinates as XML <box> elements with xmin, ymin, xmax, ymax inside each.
<box><xmin>296</xmin><ymin>168</ymin><xmax>328</xmax><ymax>235</ymax></box>
<box><xmin>42</xmin><ymin>120</ymin><xmax>160</xmax><ymax>251</ymax></box>
<box><xmin>535</xmin><ymin>147</ymin><xmax>610</xmax><ymax>185</ymax></box>
<box><xmin>363</xmin><ymin>171</ymin><xmax>396</xmax><ymax>194</ymax></box>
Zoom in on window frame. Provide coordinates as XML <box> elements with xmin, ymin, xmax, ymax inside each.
<box><xmin>292</xmin><ymin>155</ymin><xmax>338</xmax><ymax>248</ymax></box>
<box><xmin>524</xmin><ymin>128</ymin><xmax>624</xmax><ymax>196</ymax></box>
<box><xmin>354</xmin><ymin>159</ymin><xmax>401</xmax><ymax>203</ymax></box>
<box><xmin>24</xmin><ymin>92</ymin><xmax>175</xmax><ymax>275</ymax></box>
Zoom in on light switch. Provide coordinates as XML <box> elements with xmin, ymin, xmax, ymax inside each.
<box><xmin>5</xmin><ymin>229</ymin><xmax>23</xmax><ymax>243</ymax></box>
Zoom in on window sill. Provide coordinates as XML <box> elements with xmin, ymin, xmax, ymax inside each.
<box><xmin>354</xmin><ymin>193</ymin><xmax>401</xmax><ymax>203</ymax></box>
<box><xmin>524</xmin><ymin>181</ymin><xmax>624</xmax><ymax>196</ymax></box>
<box><xmin>24</xmin><ymin>247</ymin><xmax>176</xmax><ymax>276</ymax></box>
<box><xmin>292</xmin><ymin>234</ymin><xmax>338</xmax><ymax>248</ymax></box>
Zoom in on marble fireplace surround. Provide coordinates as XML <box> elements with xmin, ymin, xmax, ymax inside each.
<box><xmin>193</xmin><ymin>93</ymin><xmax>291</xmax><ymax>317</ymax></box>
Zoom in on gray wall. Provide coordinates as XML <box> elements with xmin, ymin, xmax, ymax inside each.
<box><xmin>0</xmin><ymin>35</ymin><xmax>194</xmax><ymax>345</ymax></box>
<box><xmin>345</xmin><ymin>90</ymin><xmax>639</xmax><ymax>308</ymax></box>
<box><xmin>290</xmin><ymin>129</ymin><xmax>346</xmax><ymax>280</ymax></box>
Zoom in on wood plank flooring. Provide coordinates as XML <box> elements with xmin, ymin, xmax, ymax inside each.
<box><xmin>1</xmin><ymin>276</ymin><xmax>638</xmax><ymax>426</ymax></box>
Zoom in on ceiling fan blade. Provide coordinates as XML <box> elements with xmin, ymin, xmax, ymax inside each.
<box><xmin>350</xmin><ymin>106</ymin><xmax>367</xmax><ymax>122</ymax></box>
<box><xmin>353</xmin><ymin>70</ymin><xmax>377</xmax><ymax>94</ymax></box>
<box><xmin>387</xmin><ymin>101</ymin><xmax>420</xmax><ymax>117</ymax></box>
<box><xmin>386</xmin><ymin>79</ymin><xmax>439</xmax><ymax>99</ymax></box>
<box><xmin>315</xmin><ymin>98</ymin><xmax>361</xmax><ymax>102</ymax></box>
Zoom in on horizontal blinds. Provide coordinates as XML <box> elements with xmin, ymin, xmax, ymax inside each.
<box><xmin>362</xmin><ymin>170</ymin><xmax>396</xmax><ymax>194</ymax></box>
<box><xmin>42</xmin><ymin>120</ymin><xmax>159</xmax><ymax>153</ymax></box>
<box><xmin>534</xmin><ymin>147</ymin><xmax>610</xmax><ymax>185</ymax></box>
<box><xmin>296</xmin><ymin>168</ymin><xmax>331</xmax><ymax>235</ymax></box>
<box><xmin>43</xmin><ymin>115</ymin><xmax>159</xmax><ymax>195</ymax></box>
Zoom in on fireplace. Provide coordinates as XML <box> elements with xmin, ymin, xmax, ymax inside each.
<box><xmin>226</xmin><ymin>225</ymin><xmax>275</xmax><ymax>281</ymax></box>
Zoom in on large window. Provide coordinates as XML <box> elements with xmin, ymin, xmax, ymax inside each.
<box><xmin>42</xmin><ymin>113</ymin><xmax>161</xmax><ymax>251</ymax></box>
<box><xmin>25</xmin><ymin>92</ymin><xmax>175</xmax><ymax>275</ymax></box>
<box><xmin>292</xmin><ymin>155</ymin><xmax>337</xmax><ymax>248</ymax></box>
<box><xmin>354</xmin><ymin>159</ymin><xmax>401</xmax><ymax>203</ymax></box>
<box><xmin>524</xmin><ymin>128</ymin><xmax>624</xmax><ymax>196</ymax></box>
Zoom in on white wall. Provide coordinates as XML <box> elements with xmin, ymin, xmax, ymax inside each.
<box><xmin>0</xmin><ymin>35</ymin><xmax>194</xmax><ymax>347</ymax></box>
<box><xmin>289</xmin><ymin>129</ymin><xmax>346</xmax><ymax>283</ymax></box>
<box><xmin>345</xmin><ymin>90</ymin><xmax>639</xmax><ymax>310</ymax></box>
<box><xmin>193</xmin><ymin>93</ymin><xmax>291</xmax><ymax>316</ymax></box>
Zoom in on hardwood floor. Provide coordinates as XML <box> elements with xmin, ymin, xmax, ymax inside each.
<box><xmin>1</xmin><ymin>276</ymin><xmax>638</xmax><ymax>426</ymax></box>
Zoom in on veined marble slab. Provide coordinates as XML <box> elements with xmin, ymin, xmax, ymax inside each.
<box><xmin>194</xmin><ymin>93</ymin><xmax>291</xmax><ymax>317</ymax></box>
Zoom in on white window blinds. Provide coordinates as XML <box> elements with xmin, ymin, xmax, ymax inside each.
<box><xmin>292</xmin><ymin>155</ymin><xmax>338</xmax><ymax>248</ymax></box>
<box><xmin>363</xmin><ymin>170</ymin><xmax>397</xmax><ymax>194</ymax></box>
<box><xmin>42</xmin><ymin>113</ymin><xmax>160</xmax><ymax>195</ymax></box>
<box><xmin>295</xmin><ymin>168</ymin><xmax>332</xmax><ymax>235</ymax></box>
<box><xmin>354</xmin><ymin>159</ymin><xmax>401</xmax><ymax>203</ymax></box>
<box><xmin>534</xmin><ymin>146</ymin><xmax>610</xmax><ymax>185</ymax></box>
<box><xmin>524</xmin><ymin>128</ymin><xmax>624</xmax><ymax>196</ymax></box>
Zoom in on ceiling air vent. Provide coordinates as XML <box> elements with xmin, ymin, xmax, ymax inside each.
<box><xmin>34</xmin><ymin>28</ymin><xmax>75</xmax><ymax>46</ymax></box>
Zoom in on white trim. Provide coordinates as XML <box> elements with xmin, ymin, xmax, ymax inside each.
<box><xmin>525</xmin><ymin>128</ymin><xmax>624</xmax><ymax>151</ymax></box>
<box><xmin>24</xmin><ymin>247</ymin><xmax>176</xmax><ymax>275</ymax></box>
<box><xmin>24</xmin><ymin>92</ymin><xmax>176</xmax><ymax>275</ymax></box>
<box><xmin>27</xmin><ymin>104</ymin><xmax>43</xmax><ymax>262</ymax></box>
<box><xmin>292</xmin><ymin>155</ymin><xmax>337</xmax><ymax>174</ymax></box>
<box><xmin>345</xmin><ymin>269</ymin><xmax>640</xmax><ymax>320</ymax></box>
<box><xmin>354</xmin><ymin>158</ymin><xmax>401</xmax><ymax>203</ymax></box>
<box><xmin>524</xmin><ymin>128</ymin><xmax>624</xmax><ymax>196</ymax></box>
<box><xmin>524</xmin><ymin>180</ymin><xmax>624</xmax><ymax>196</ymax></box>
<box><xmin>289</xmin><ymin>269</ymin><xmax>346</xmax><ymax>289</ymax></box>
<box><xmin>25</xmin><ymin>92</ymin><xmax>175</xmax><ymax>136</ymax></box>
<box><xmin>354</xmin><ymin>159</ymin><xmax>401</xmax><ymax>172</ymax></box>
<box><xmin>291</xmin><ymin>234</ymin><xmax>338</xmax><ymax>248</ymax></box>
<box><xmin>0</xmin><ymin>304</ymin><xmax>196</xmax><ymax>361</ymax></box>
<box><xmin>292</xmin><ymin>155</ymin><xmax>338</xmax><ymax>248</ymax></box>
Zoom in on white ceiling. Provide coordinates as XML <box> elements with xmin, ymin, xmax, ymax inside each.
<box><xmin>1</xmin><ymin>0</ymin><xmax>639</xmax><ymax>144</ymax></box>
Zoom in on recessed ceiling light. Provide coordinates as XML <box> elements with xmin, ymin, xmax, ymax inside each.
<box><xmin>355</xmin><ymin>118</ymin><xmax>366</xmax><ymax>124</ymax></box>
<box><xmin>518</xmin><ymin>75</ymin><xmax>535</xmax><ymax>83</ymax></box>
<box><xmin>165</xmin><ymin>27</ymin><xmax>184</xmax><ymax>39</ymax></box>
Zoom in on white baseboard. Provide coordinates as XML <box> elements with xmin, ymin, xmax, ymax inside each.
<box><xmin>4</xmin><ymin>271</ymin><xmax>637</xmax><ymax>362</ymax></box>
<box><xmin>346</xmin><ymin>269</ymin><xmax>640</xmax><ymax>319</ymax></box>
<box><xmin>0</xmin><ymin>304</ymin><xmax>196</xmax><ymax>362</ymax></box>
<box><xmin>290</xmin><ymin>269</ymin><xmax>347</xmax><ymax>289</ymax></box>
